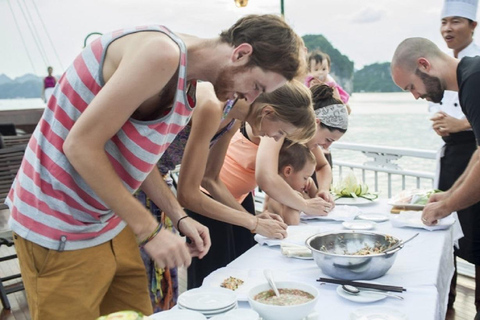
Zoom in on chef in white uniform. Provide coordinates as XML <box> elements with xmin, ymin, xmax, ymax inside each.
<box><xmin>428</xmin><ymin>0</ymin><xmax>480</xmax><ymax>313</ymax></box>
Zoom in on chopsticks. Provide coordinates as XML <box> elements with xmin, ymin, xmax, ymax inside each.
<box><xmin>316</xmin><ymin>277</ymin><xmax>407</xmax><ymax>293</ymax></box>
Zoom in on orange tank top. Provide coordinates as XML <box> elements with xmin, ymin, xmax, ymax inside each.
<box><xmin>219</xmin><ymin>129</ymin><xmax>259</xmax><ymax>203</ymax></box>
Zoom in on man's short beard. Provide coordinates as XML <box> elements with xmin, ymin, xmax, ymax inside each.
<box><xmin>415</xmin><ymin>68</ymin><xmax>444</xmax><ymax>103</ymax></box>
<box><xmin>213</xmin><ymin>64</ymin><xmax>251</xmax><ymax>101</ymax></box>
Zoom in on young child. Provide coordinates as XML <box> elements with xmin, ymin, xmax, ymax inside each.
<box><xmin>305</xmin><ymin>51</ymin><xmax>351</xmax><ymax>167</ymax></box>
<box><xmin>305</xmin><ymin>50</ymin><xmax>351</xmax><ymax>108</ymax></box>
<box><xmin>263</xmin><ymin>142</ymin><xmax>318</xmax><ymax>225</ymax></box>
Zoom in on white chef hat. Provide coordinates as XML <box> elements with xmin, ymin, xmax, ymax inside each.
<box><xmin>441</xmin><ymin>0</ymin><xmax>478</xmax><ymax>21</ymax></box>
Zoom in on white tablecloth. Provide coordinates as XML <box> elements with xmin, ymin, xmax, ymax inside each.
<box><xmin>202</xmin><ymin>199</ymin><xmax>462</xmax><ymax>320</ymax></box>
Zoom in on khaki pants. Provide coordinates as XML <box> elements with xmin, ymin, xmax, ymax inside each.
<box><xmin>13</xmin><ymin>227</ymin><xmax>153</xmax><ymax>320</ymax></box>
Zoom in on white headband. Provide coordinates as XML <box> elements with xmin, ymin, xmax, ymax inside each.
<box><xmin>315</xmin><ymin>104</ymin><xmax>348</xmax><ymax>130</ymax></box>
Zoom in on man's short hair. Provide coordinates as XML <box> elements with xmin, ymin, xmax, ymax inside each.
<box><xmin>220</xmin><ymin>14</ymin><xmax>301</xmax><ymax>80</ymax></box>
<box><xmin>391</xmin><ymin>37</ymin><xmax>444</xmax><ymax>71</ymax></box>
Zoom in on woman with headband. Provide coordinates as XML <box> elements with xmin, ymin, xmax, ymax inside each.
<box><xmin>256</xmin><ymin>84</ymin><xmax>348</xmax><ymax>217</ymax></box>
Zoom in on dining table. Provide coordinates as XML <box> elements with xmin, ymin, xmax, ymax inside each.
<box><xmin>200</xmin><ymin>199</ymin><xmax>463</xmax><ymax>320</ymax></box>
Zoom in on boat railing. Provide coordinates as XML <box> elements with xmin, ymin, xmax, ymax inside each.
<box><xmin>330</xmin><ymin>142</ymin><xmax>436</xmax><ymax>198</ymax></box>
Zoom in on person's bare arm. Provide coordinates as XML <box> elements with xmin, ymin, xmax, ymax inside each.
<box><xmin>141</xmin><ymin>166</ymin><xmax>210</xmax><ymax>259</ymax></box>
<box><xmin>177</xmin><ymin>93</ymin><xmax>287</xmax><ymax>239</ymax></box>
<box><xmin>201</xmin><ymin>122</ymin><xmax>247</xmax><ymax>212</ymax></box>
<box><xmin>266</xmin><ymin>196</ymin><xmax>300</xmax><ymax>226</ymax></box>
<box><xmin>256</xmin><ymin>137</ymin><xmax>331</xmax><ymax>216</ymax></box>
<box><xmin>423</xmin><ymin>148</ymin><xmax>480</xmax><ymax>224</ymax></box>
<box><xmin>311</xmin><ymin>146</ymin><xmax>335</xmax><ymax>204</ymax></box>
<box><xmin>305</xmin><ymin>177</ymin><xmax>318</xmax><ymax>199</ymax></box>
<box><xmin>63</xmin><ymin>35</ymin><xmax>193</xmax><ymax>268</ymax></box>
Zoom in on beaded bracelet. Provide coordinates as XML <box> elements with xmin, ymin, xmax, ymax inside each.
<box><xmin>177</xmin><ymin>215</ymin><xmax>190</xmax><ymax>237</ymax></box>
<box><xmin>138</xmin><ymin>223</ymin><xmax>163</xmax><ymax>248</ymax></box>
<box><xmin>250</xmin><ymin>216</ymin><xmax>259</xmax><ymax>234</ymax></box>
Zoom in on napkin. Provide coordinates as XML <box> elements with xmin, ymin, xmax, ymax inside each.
<box><xmin>390</xmin><ymin>210</ymin><xmax>456</xmax><ymax>231</ymax></box>
<box><xmin>300</xmin><ymin>205</ymin><xmax>361</xmax><ymax>221</ymax></box>
<box><xmin>254</xmin><ymin>225</ymin><xmax>325</xmax><ymax>246</ymax></box>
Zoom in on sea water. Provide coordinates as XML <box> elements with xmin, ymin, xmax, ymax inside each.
<box><xmin>0</xmin><ymin>93</ymin><xmax>442</xmax><ymax>190</ymax></box>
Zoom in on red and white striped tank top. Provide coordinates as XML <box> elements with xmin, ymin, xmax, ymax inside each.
<box><xmin>6</xmin><ymin>26</ymin><xmax>195</xmax><ymax>250</ymax></box>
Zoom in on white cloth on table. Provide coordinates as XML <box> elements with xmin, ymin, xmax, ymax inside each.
<box><xmin>390</xmin><ymin>210</ymin><xmax>457</xmax><ymax>231</ymax></box>
<box><xmin>300</xmin><ymin>205</ymin><xmax>361</xmax><ymax>221</ymax></box>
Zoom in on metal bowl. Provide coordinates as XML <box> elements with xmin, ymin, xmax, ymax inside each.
<box><xmin>305</xmin><ymin>231</ymin><xmax>402</xmax><ymax>280</ymax></box>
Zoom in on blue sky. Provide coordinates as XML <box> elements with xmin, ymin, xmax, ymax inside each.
<box><xmin>0</xmin><ymin>0</ymin><xmax>463</xmax><ymax>79</ymax></box>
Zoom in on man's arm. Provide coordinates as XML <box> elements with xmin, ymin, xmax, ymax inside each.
<box><xmin>444</xmin><ymin>148</ymin><xmax>480</xmax><ymax>209</ymax></box>
<box><xmin>140</xmin><ymin>166</ymin><xmax>210</xmax><ymax>259</ymax></box>
<box><xmin>423</xmin><ymin>147</ymin><xmax>480</xmax><ymax>224</ymax></box>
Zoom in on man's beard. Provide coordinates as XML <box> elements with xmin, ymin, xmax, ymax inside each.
<box><xmin>213</xmin><ymin>65</ymin><xmax>249</xmax><ymax>101</ymax></box>
<box><xmin>415</xmin><ymin>68</ymin><xmax>444</xmax><ymax>103</ymax></box>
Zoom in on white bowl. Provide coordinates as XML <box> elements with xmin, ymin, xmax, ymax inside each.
<box><xmin>247</xmin><ymin>281</ymin><xmax>318</xmax><ymax>320</ymax></box>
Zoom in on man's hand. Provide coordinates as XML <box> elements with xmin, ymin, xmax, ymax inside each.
<box><xmin>143</xmin><ymin>228</ymin><xmax>192</xmax><ymax>269</ymax></box>
<box><xmin>421</xmin><ymin>200</ymin><xmax>452</xmax><ymax>226</ymax></box>
<box><xmin>177</xmin><ymin>217</ymin><xmax>211</xmax><ymax>259</ymax></box>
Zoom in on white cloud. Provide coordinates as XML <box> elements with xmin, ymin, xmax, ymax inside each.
<box><xmin>350</xmin><ymin>7</ymin><xmax>385</xmax><ymax>24</ymax></box>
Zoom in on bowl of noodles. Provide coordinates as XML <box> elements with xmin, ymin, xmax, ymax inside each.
<box><xmin>305</xmin><ymin>231</ymin><xmax>402</xmax><ymax>280</ymax></box>
<box><xmin>247</xmin><ymin>281</ymin><xmax>318</xmax><ymax>320</ymax></box>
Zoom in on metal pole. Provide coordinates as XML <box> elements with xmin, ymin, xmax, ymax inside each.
<box><xmin>280</xmin><ymin>0</ymin><xmax>284</xmax><ymax>17</ymax></box>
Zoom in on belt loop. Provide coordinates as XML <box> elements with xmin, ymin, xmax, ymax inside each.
<box><xmin>58</xmin><ymin>235</ymin><xmax>67</xmax><ymax>252</ymax></box>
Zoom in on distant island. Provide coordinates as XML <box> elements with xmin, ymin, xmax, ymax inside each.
<box><xmin>0</xmin><ymin>34</ymin><xmax>401</xmax><ymax>99</ymax></box>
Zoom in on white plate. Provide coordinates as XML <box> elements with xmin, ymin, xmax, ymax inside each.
<box><xmin>349</xmin><ymin>306</ymin><xmax>408</xmax><ymax>320</ymax></box>
<box><xmin>202</xmin><ymin>268</ymin><xmax>289</xmax><ymax>301</ymax></box>
<box><xmin>210</xmin><ymin>309</ymin><xmax>259</xmax><ymax>320</ymax></box>
<box><xmin>178</xmin><ymin>302</ymin><xmax>237</xmax><ymax>316</ymax></box>
<box><xmin>335</xmin><ymin>197</ymin><xmax>377</xmax><ymax>206</ymax></box>
<box><xmin>342</xmin><ymin>221</ymin><xmax>376</xmax><ymax>230</ymax></box>
<box><xmin>336</xmin><ymin>285</ymin><xmax>387</xmax><ymax>303</ymax></box>
<box><xmin>150</xmin><ymin>309</ymin><xmax>207</xmax><ymax>320</ymax></box>
<box><xmin>288</xmin><ymin>253</ymin><xmax>314</xmax><ymax>260</ymax></box>
<box><xmin>177</xmin><ymin>287</ymin><xmax>237</xmax><ymax>311</ymax></box>
<box><xmin>356</xmin><ymin>213</ymin><xmax>390</xmax><ymax>222</ymax></box>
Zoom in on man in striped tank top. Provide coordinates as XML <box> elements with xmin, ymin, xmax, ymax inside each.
<box><xmin>5</xmin><ymin>14</ymin><xmax>303</xmax><ymax>319</ymax></box>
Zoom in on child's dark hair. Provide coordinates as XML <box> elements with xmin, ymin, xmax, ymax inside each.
<box><xmin>310</xmin><ymin>84</ymin><xmax>347</xmax><ymax>133</ymax></box>
<box><xmin>278</xmin><ymin>141</ymin><xmax>316</xmax><ymax>173</ymax></box>
<box><xmin>307</xmin><ymin>50</ymin><xmax>331</xmax><ymax>69</ymax></box>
